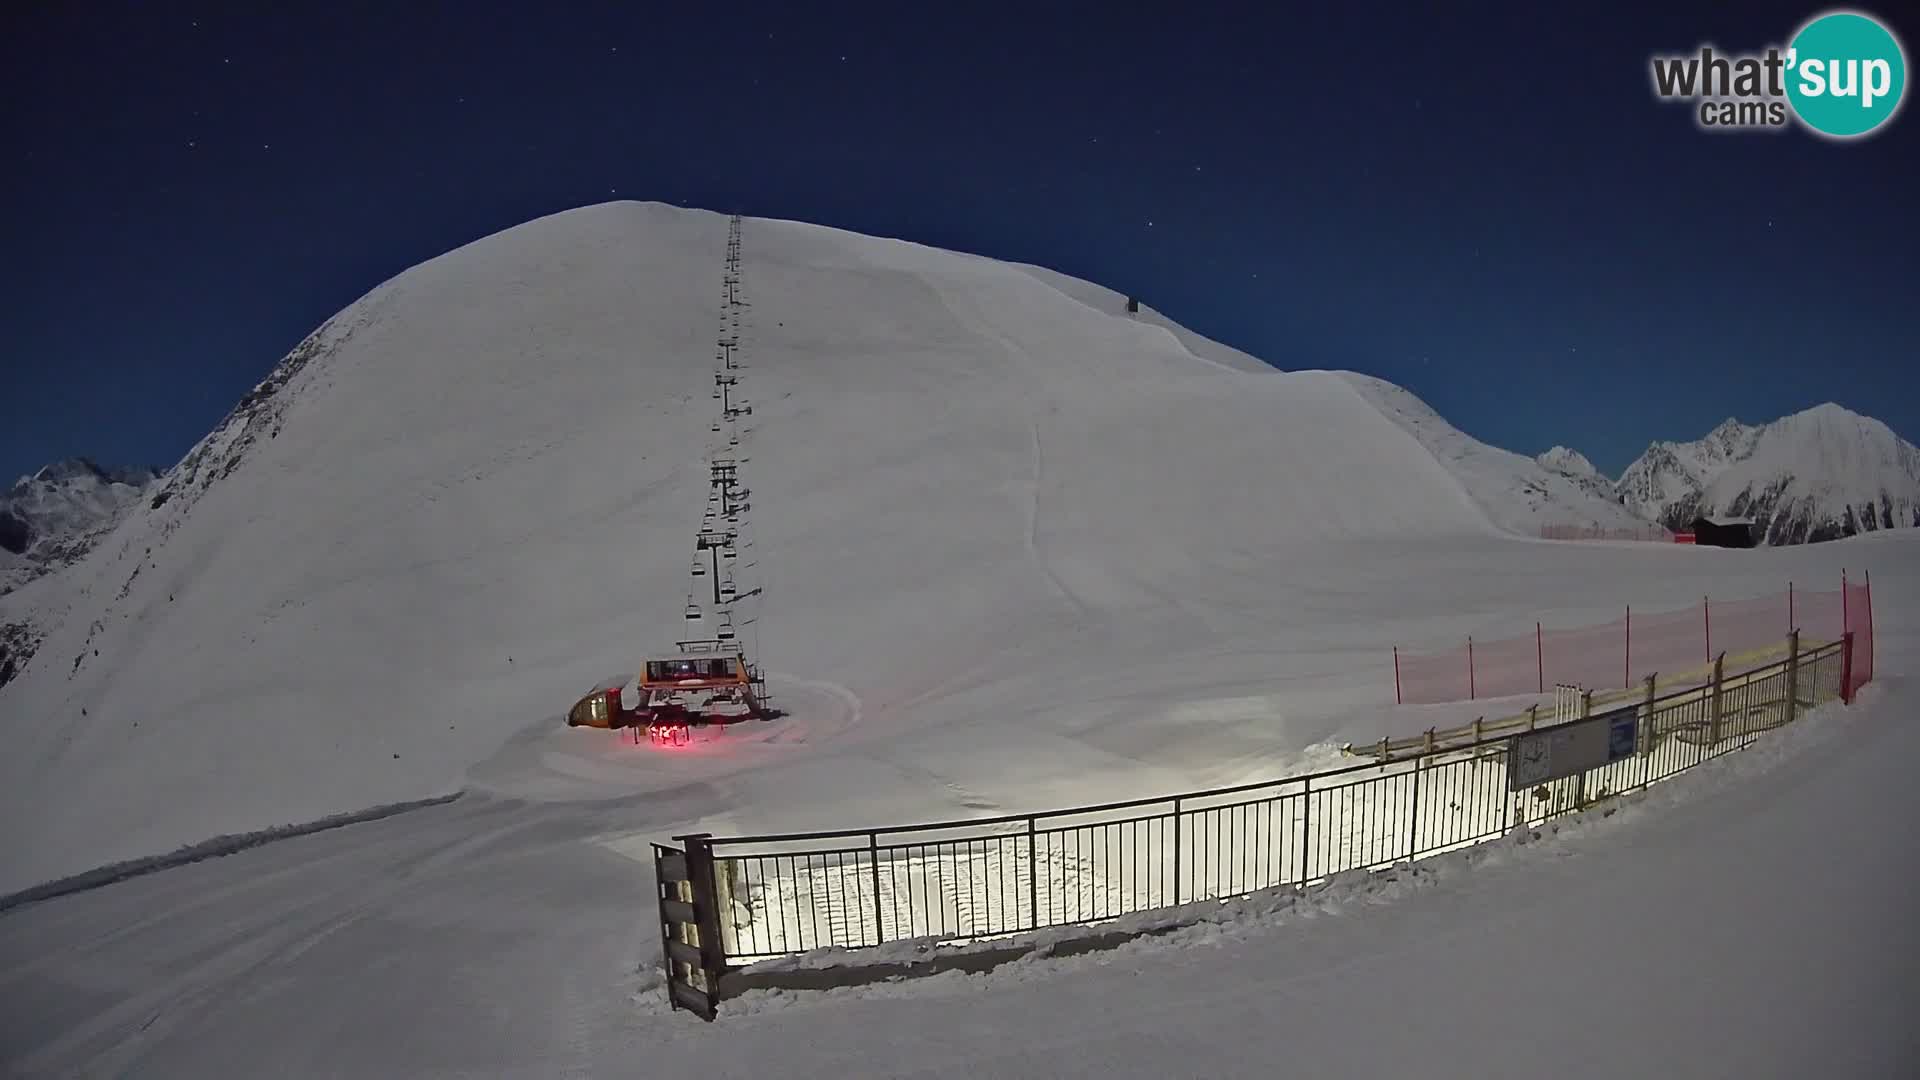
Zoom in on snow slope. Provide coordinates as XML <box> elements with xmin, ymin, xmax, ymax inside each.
<box><xmin>1341</xmin><ymin>374</ymin><xmax>1650</xmax><ymax>536</ymax></box>
<box><xmin>0</xmin><ymin>203</ymin><xmax>1904</xmax><ymax>900</ymax></box>
<box><xmin>1617</xmin><ymin>405</ymin><xmax>1920</xmax><ymax>543</ymax></box>
<box><xmin>0</xmin><ymin>202</ymin><xmax>1507</xmax><ymax>892</ymax></box>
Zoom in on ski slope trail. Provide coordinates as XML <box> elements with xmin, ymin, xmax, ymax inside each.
<box><xmin>2</xmin><ymin>200</ymin><xmax>1642</xmax><ymax>894</ymax></box>
<box><xmin>0</xmin><ymin>199</ymin><xmax>1915</xmax><ymax>1073</ymax></box>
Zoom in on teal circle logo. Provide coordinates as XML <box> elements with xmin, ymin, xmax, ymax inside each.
<box><xmin>1786</xmin><ymin>10</ymin><xmax>1907</xmax><ymax>138</ymax></box>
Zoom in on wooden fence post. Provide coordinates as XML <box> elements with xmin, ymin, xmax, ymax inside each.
<box><xmin>1624</xmin><ymin>604</ymin><xmax>1632</xmax><ymax>689</ymax></box>
<box><xmin>1704</xmin><ymin>596</ymin><xmax>1712</xmax><ymax>666</ymax></box>
<box><xmin>1639</xmin><ymin>673</ymin><xmax>1657</xmax><ymax>755</ymax></box>
<box><xmin>1840</xmin><ymin>631</ymin><xmax>1855</xmax><ymax>705</ymax></box>
<box><xmin>1784</xmin><ymin>630</ymin><xmax>1800</xmax><ymax>725</ymax></box>
<box><xmin>1865</xmin><ymin>570</ymin><xmax>1875</xmax><ymax>681</ymax></box>
<box><xmin>1709</xmin><ymin>653</ymin><xmax>1725</xmax><ymax>743</ymax></box>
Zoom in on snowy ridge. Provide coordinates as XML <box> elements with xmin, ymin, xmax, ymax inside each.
<box><xmin>1535</xmin><ymin>444</ymin><xmax>1620</xmax><ymax>504</ymax></box>
<box><xmin>0</xmin><ymin>459</ymin><xmax>159</xmax><ymax>595</ymax></box>
<box><xmin>1616</xmin><ymin>404</ymin><xmax>1920</xmax><ymax>543</ymax></box>
<box><xmin>1338</xmin><ymin>373</ymin><xmax>1650</xmax><ymax>536</ymax></box>
<box><xmin>1007</xmin><ymin>262</ymin><xmax>1276</xmax><ymax>375</ymax></box>
<box><xmin>0</xmin><ymin>460</ymin><xmax>161</xmax><ymax>689</ymax></box>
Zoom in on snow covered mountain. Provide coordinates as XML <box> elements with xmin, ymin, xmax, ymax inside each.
<box><xmin>1615</xmin><ymin>405</ymin><xmax>1920</xmax><ymax>544</ymax></box>
<box><xmin>0</xmin><ymin>460</ymin><xmax>161</xmax><ymax>689</ymax></box>
<box><xmin>1342</xmin><ymin>376</ymin><xmax>1649</xmax><ymax>536</ymax></box>
<box><xmin>0</xmin><ymin>459</ymin><xmax>160</xmax><ymax>595</ymax></box>
<box><xmin>1537</xmin><ymin>445</ymin><xmax>1600</xmax><ymax>479</ymax></box>
<box><xmin>1534</xmin><ymin>444</ymin><xmax>1622</xmax><ymax>503</ymax></box>
<box><xmin>0</xmin><ymin>201</ymin><xmax>1837</xmax><ymax>894</ymax></box>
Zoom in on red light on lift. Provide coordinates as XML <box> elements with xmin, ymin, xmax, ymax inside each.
<box><xmin>646</xmin><ymin>721</ymin><xmax>692</xmax><ymax>748</ymax></box>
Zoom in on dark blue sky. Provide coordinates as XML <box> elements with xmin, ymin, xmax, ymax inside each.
<box><xmin>3</xmin><ymin>2</ymin><xmax>1914</xmax><ymax>482</ymax></box>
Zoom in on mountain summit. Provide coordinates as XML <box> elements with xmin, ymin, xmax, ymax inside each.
<box><xmin>1615</xmin><ymin>404</ymin><xmax>1920</xmax><ymax>543</ymax></box>
<box><xmin>1</xmin><ymin>458</ymin><xmax>160</xmax><ymax>593</ymax></box>
<box><xmin>1536</xmin><ymin>446</ymin><xmax>1601</xmax><ymax>479</ymax></box>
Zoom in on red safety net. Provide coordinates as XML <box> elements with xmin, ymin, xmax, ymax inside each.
<box><xmin>1394</xmin><ymin>574</ymin><xmax>1873</xmax><ymax>705</ymax></box>
<box><xmin>1844</xmin><ymin>575</ymin><xmax>1874</xmax><ymax>699</ymax></box>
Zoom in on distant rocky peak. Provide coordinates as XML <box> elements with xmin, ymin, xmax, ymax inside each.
<box><xmin>1536</xmin><ymin>445</ymin><xmax>1602</xmax><ymax>479</ymax></box>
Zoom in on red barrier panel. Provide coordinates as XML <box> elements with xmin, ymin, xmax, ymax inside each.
<box><xmin>1394</xmin><ymin>573</ymin><xmax>1872</xmax><ymax>706</ymax></box>
<box><xmin>1796</xmin><ymin>587</ymin><xmax>1846</xmax><ymax>643</ymax></box>
<box><xmin>1711</xmin><ymin>591</ymin><xmax>1795</xmax><ymax>659</ymax></box>
<box><xmin>1844</xmin><ymin>575</ymin><xmax>1873</xmax><ymax>697</ymax></box>
<box><xmin>1625</xmin><ymin>603</ymin><xmax>1702</xmax><ymax>686</ymax></box>
<box><xmin>1396</xmin><ymin>642</ymin><xmax>1470</xmax><ymax>703</ymax></box>
<box><xmin>1470</xmin><ymin>631</ymin><xmax>1542</xmax><ymax>700</ymax></box>
<box><xmin>1534</xmin><ymin>617</ymin><xmax>1628</xmax><ymax>696</ymax></box>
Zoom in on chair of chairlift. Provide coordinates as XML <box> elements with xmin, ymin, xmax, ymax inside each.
<box><xmin>691</xmin><ymin>559</ymin><xmax>706</xmax><ymax>576</ymax></box>
<box><xmin>721</xmin><ymin>546</ymin><xmax>737</xmax><ymax>561</ymax></box>
<box><xmin>684</xmin><ymin>602</ymin><xmax>702</xmax><ymax>621</ymax></box>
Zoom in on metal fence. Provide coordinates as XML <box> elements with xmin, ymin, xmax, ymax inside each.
<box><xmin>657</xmin><ymin>633</ymin><xmax>1853</xmax><ymax>1016</ymax></box>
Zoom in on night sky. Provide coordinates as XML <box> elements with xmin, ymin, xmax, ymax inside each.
<box><xmin>4</xmin><ymin>1</ymin><xmax>1914</xmax><ymax>483</ymax></box>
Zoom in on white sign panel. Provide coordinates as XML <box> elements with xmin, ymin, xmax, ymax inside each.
<box><xmin>1508</xmin><ymin>710</ymin><xmax>1638</xmax><ymax>791</ymax></box>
